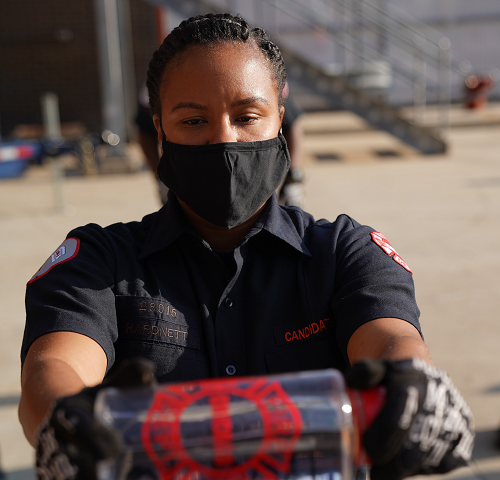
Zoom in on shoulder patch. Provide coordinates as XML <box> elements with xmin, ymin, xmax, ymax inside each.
<box><xmin>28</xmin><ymin>237</ymin><xmax>80</xmax><ymax>284</ymax></box>
<box><xmin>370</xmin><ymin>231</ymin><xmax>412</xmax><ymax>273</ymax></box>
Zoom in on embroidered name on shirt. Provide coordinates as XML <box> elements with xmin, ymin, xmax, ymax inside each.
<box><xmin>285</xmin><ymin>318</ymin><xmax>332</xmax><ymax>343</ymax></box>
<box><xmin>126</xmin><ymin>323</ymin><xmax>187</xmax><ymax>342</ymax></box>
<box><xmin>122</xmin><ymin>319</ymin><xmax>201</xmax><ymax>349</ymax></box>
<box><xmin>273</xmin><ymin>317</ymin><xmax>334</xmax><ymax>347</ymax></box>
<box><xmin>116</xmin><ymin>296</ymin><xmax>202</xmax><ymax>349</ymax></box>
<box><xmin>370</xmin><ymin>231</ymin><xmax>412</xmax><ymax>273</ymax></box>
<box><xmin>138</xmin><ymin>301</ymin><xmax>177</xmax><ymax>318</ymax></box>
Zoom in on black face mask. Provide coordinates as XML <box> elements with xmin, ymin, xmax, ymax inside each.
<box><xmin>157</xmin><ymin>133</ymin><xmax>291</xmax><ymax>229</ymax></box>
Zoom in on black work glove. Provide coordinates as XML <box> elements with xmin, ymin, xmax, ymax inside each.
<box><xmin>36</xmin><ymin>358</ymin><xmax>157</xmax><ymax>480</ymax></box>
<box><xmin>346</xmin><ymin>357</ymin><xmax>474</xmax><ymax>480</ymax></box>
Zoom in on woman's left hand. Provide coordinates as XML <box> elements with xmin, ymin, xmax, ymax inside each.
<box><xmin>346</xmin><ymin>357</ymin><xmax>475</xmax><ymax>480</ymax></box>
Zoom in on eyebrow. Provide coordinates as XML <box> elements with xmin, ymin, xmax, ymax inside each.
<box><xmin>170</xmin><ymin>96</ymin><xmax>270</xmax><ymax>113</ymax></box>
<box><xmin>231</xmin><ymin>96</ymin><xmax>270</xmax><ymax>107</ymax></box>
<box><xmin>170</xmin><ymin>102</ymin><xmax>208</xmax><ymax>113</ymax></box>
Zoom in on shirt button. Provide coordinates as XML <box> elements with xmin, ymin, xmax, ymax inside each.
<box><xmin>224</xmin><ymin>297</ymin><xmax>233</xmax><ymax>308</ymax></box>
<box><xmin>226</xmin><ymin>365</ymin><xmax>236</xmax><ymax>376</ymax></box>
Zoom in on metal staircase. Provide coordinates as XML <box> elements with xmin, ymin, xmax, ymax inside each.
<box><xmin>152</xmin><ymin>0</ymin><xmax>470</xmax><ymax>154</ymax></box>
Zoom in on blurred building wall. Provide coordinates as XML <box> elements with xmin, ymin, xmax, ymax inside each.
<box><xmin>0</xmin><ymin>0</ymin><xmax>157</xmax><ymax>138</ymax></box>
<box><xmin>129</xmin><ymin>0</ymin><xmax>159</xmax><ymax>121</ymax></box>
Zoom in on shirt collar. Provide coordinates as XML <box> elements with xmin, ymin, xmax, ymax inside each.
<box><xmin>138</xmin><ymin>191</ymin><xmax>199</xmax><ymax>259</ymax></box>
<box><xmin>139</xmin><ymin>192</ymin><xmax>311</xmax><ymax>259</ymax></box>
<box><xmin>252</xmin><ymin>194</ymin><xmax>312</xmax><ymax>256</ymax></box>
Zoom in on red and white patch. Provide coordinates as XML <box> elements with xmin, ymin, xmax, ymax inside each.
<box><xmin>51</xmin><ymin>246</ymin><xmax>66</xmax><ymax>262</ymax></box>
<box><xmin>370</xmin><ymin>231</ymin><xmax>412</xmax><ymax>273</ymax></box>
<box><xmin>392</xmin><ymin>254</ymin><xmax>412</xmax><ymax>273</ymax></box>
<box><xmin>28</xmin><ymin>237</ymin><xmax>80</xmax><ymax>284</ymax></box>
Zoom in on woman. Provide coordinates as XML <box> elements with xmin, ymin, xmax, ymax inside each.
<box><xmin>20</xmin><ymin>13</ymin><xmax>473</xmax><ymax>480</ymax></box>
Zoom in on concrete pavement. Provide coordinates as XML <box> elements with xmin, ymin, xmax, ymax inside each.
<box><xmin>0</xmin><ymin>111</ymin><xmax>499</xmax><ymax>479</ymax></box>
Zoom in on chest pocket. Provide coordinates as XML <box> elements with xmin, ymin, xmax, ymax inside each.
<box><xmin>114</xmin><ymin>295</ymin><xmax>209</xmax><ymax>382</ymax></box>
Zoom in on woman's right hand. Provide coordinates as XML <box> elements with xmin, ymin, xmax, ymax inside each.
<box><xmin>35</xmin><ymin>358</ymin><xmax>157</xmax><ymax>480</ymax></box>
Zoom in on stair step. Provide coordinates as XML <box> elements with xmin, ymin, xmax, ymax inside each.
<box><xmin>300</xmin><ymin>112</ymin><xmax>420</xmax><ymax>163</ymax></box>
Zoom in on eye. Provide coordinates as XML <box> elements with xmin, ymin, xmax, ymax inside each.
<box><xmin>182</xmin><ymin>118</ymin><xmax>205</xmax><ymax>126</ymax></box>
<box><xmin>237</xmin><ymin>116</ymin><xmax>258</xmax><ymax>124</ymax></box>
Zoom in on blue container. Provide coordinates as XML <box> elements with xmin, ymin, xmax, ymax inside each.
<box><xmin>0</xmin><ymin>141</ymin><xmax>41</xmax><ymax>179</ymax></box>
<box><xmin>0</xmin><ymin>159</ymin><xmax>29</xmax><ymax>178</ymax></box>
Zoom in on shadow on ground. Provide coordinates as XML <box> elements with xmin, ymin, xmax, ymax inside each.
<box><xmin>472</xmin><ymin>429</ymin><xmax>500</xmax><ymax>461</ymax></box>
<box><xmin>485</xmin><ymin>384</ymin><xmax>500</xmax><ymax>394</ymax></box>
<box><xmin>3</xmin><ymin>468</ymin><xmax>35</xmax><ymax>480</ymax></box>
<box><xmin>447</xmin><ymin>468</ymin><xmax>500</xmax><ymax>480</ymax></box>
<box><xmin>0</xmin><ymin>396</ymin><xmax>20</xmax><ymax>408</ymax></box>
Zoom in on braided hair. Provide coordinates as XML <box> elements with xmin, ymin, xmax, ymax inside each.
<box><xmin>147</xmin><ymin>13</ymin><xmax>287</xmax><ymax>119</ymax></box>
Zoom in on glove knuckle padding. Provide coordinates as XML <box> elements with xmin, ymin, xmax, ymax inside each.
<box><xmin>364</xmin><ymin>361</ymin><xmax>428</xmax><ymax>466</ymax></box>
<box><xmin>36</xmin><ymin>358</ymin><xmax>158</xmax><ymax>480</ymax></box>
<box><xmin>53</xmin><ymin>403</ymin><xmax>122</xmax><ymax>460</ymax></box>
<box><xmin>348</xmin><ymin>358</ymin><xmax>474</xmax><ymax>480</ymax></box>
<box><xmin>36</xmin><ymin>418</ymin><xmax>80</xmax><ymax>480</ymax></box>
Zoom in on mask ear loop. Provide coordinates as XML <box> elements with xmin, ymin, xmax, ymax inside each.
<box><xmin>159</xmin><ymin>121</ymin><xmax>168</xmax><ymax>155</ymax></box>
<box><xmin>159</xmin><ymin>121</ymin><xmax>167</xmax><ymax>144</ymax></box>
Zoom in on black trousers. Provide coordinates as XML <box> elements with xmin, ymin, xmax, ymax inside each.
<box><xmin>355</xmin><ymin>466</ymin><xmax>368</xmax><ymax>480</ymax></box>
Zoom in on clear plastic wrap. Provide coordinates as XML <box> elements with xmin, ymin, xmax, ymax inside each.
<box><xmin>95</xmin><ymin>369</ymin><xmax>384</xmax><ymax>480</ymax></box>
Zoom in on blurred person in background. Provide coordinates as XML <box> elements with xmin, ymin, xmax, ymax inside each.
<box><xmin>136</xmin><ymin>83</ymin><xmax>169</xmax><ymax>204</ymax></box>
<box><xmin>19</xmin><ymin>12</ymin><xmax>473</xmax><ymax>480</ymax></box>
<box><xmin>279</xmin><ymin>81</ymin><xmax>305</xmax><ymax>208</ymax></box>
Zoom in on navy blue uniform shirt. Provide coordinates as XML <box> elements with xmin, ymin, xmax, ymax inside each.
<box><xmin>22</xmin><ymin>193</ymin><xmax>421</xmax><ymax>382</ymax></box>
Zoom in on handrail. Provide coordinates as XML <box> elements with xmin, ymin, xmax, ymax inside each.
<box><xmin>340</xmin><ymin>0</ymin><xmax>466</xmax><ymax>77</ymax></box>
<box><xmin>177</xmin><ymin>0</ymin><xmax>463</xmax><ymax>132</ymax></box>
<box><xmin>191</xmin><ymin>0</ymin><xmax>464</xmax><ymax>77</ymax></box>
<box><xmin>261</xmin><ymin>0</ymin><xmax>459</xmax><ymax>131</ymax></box>
<box><xmin>261</xmin><ymin>0</ymin><xmax>448</xmax><ymax>85</ymax></box>
<box><xmin>284</xmin><ymin>0</ymin><xmax>455</xmax><ymax>69</ymax></box>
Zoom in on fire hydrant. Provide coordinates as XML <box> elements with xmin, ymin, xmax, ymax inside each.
<box><xmin>464</xmin><ymin>74</ymin><xmax>493</xmax><ymax>109</ymax></box>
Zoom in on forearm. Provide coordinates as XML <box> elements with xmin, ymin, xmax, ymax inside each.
<box><xmin>375</xmin><ymin>333</ymin><xmax>432</xmax><ymax>364</ymax></box>
<box><xmin>19</xmin><ymin>357</ymin><xmax>88</xmax><ymax>447</ymax></box>
<box><xmin>347</xmin><ymin>317</ymin><xmax>432</xmax><ymax>366</ymax></box>
<box><xmin>19</xmin><ymin>332</ymin><xmax>107</xmax><ymax>447</ymax></box>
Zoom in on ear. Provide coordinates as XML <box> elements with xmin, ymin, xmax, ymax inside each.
<box><xmin>153</xmin><ymin>114</ymin><xmax>164</xmax><ymax>148</ymax></box>
<box><xmin>279</xmin><ymin>106</ymin><xmax>285</xmax><ymax>123</ymax></box>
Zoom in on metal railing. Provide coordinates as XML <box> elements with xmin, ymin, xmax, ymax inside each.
<box><xmin>272</xmin><ymin>0</ymin><xmax>467</xmax><ymax>131</ymax></box>
<box><xmin>194</xmin><ymin>0</ymin><xmax>469</xmax><ymax>135</ymax></box>
<box><xmin>161</xmin><ymin>0</ymin><xmax>472</xmax><ymax>139</ymax></box>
